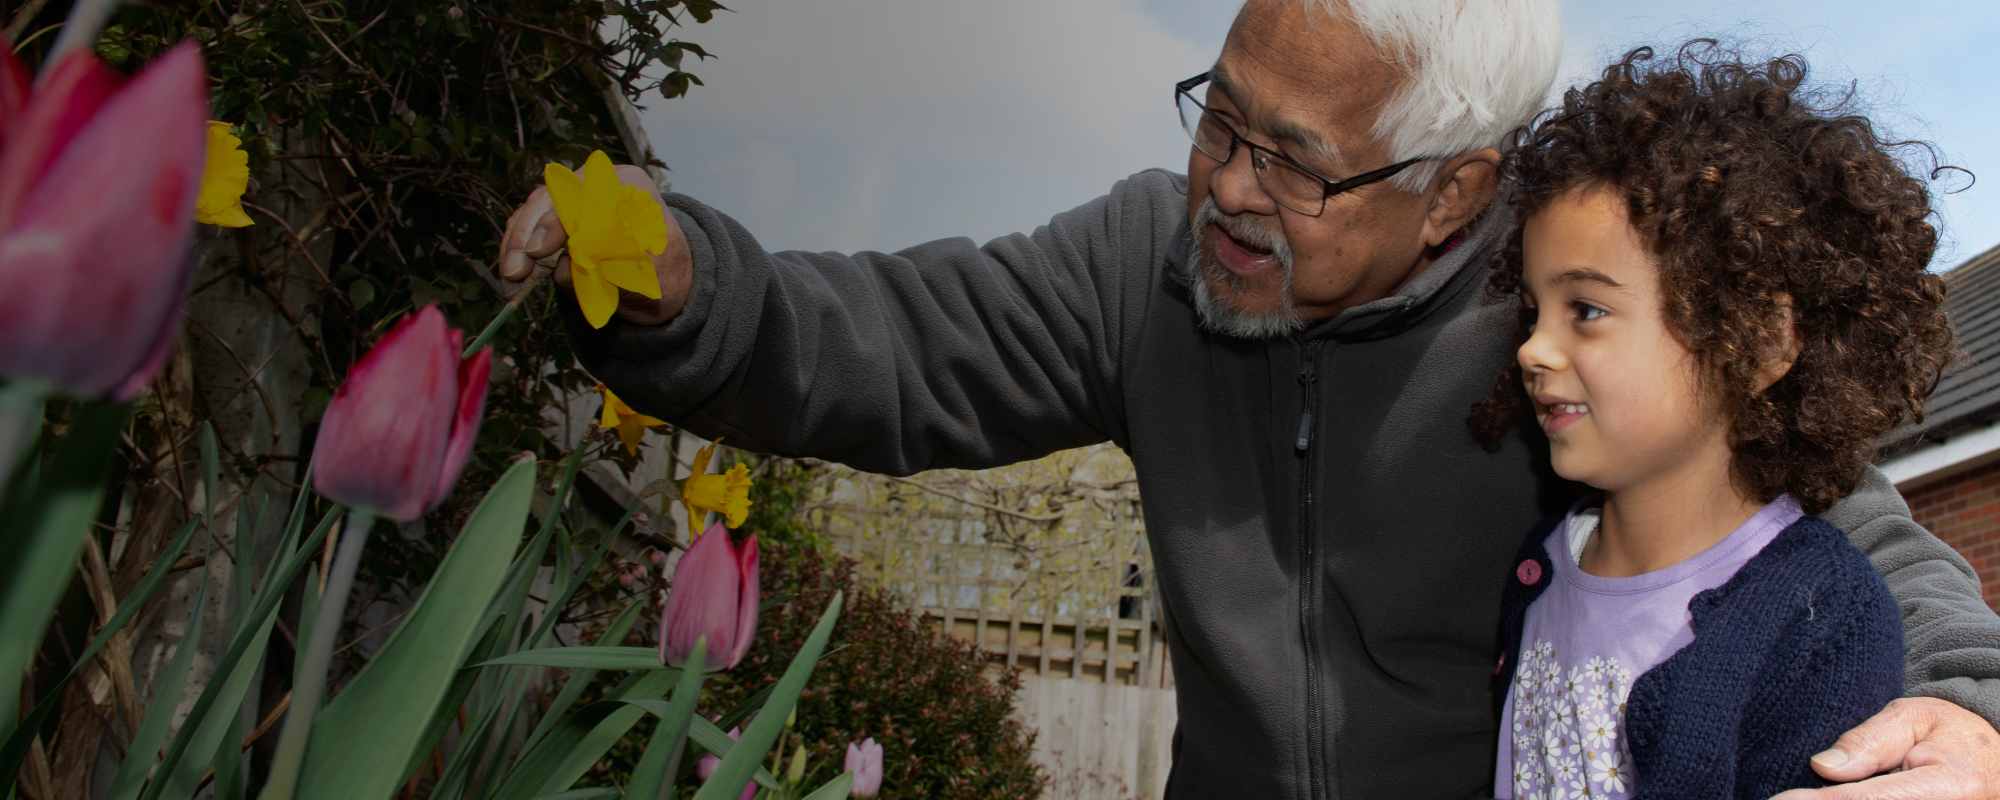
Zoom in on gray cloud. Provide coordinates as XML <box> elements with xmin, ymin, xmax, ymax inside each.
<box><xmin>641</xmin><ymin>1</ymin><xmax>2000</xmax><ymax>267</ymax></box>
<box><xmin>640</xmin><ymin>0</ymin><xmax>1212</xmax><ymax>254</ymax></box>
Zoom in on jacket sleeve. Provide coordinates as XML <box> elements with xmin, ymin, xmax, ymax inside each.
<box><xmin>1735</xmin><ymin>555</ymin><xmax>1906</xmax><ymax>798</ymax></box>
<box><xmin>564</xmin><ymin>170</ymin><xmax>1187</xmax><ymax>475</ymax></box>
<box><xmin>1821</xmin><ymin>466</ymin><xmax>2000</xmax><ymax>725</ymax></box>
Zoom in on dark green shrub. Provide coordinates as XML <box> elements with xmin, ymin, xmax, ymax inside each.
<box><xmin>704</xmin><ymin>543</ymin><xmax>1047</xmax><ymax>799</ymax></box>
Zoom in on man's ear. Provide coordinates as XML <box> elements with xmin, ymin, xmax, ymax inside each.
<box><xmin>1421</xmin><ymin>147</ymin><xmax>1502</xmax><ymax>248</ymax></box>
<box><xmin>1756</xmin><ymin>293</ymin><xmax>1801</xmax><ymax>392</ymax></box>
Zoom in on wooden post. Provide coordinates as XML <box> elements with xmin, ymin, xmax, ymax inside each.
<box><xmin>1137</xmin><ymin>557</ymin><xmax>1155</xmax><ymax>688</ymax></box>
<box><xmin>1039</xmin><ymin>601</ymin><xmax>1054</xmax><ymax>676</ymax></box>
<box><xmin>940</xmin><ymin>537</ymin><xmax>957</xmax><ymax>643</ymax></box>
<box><xmin>975</xmin><ymin>545</ymin><xmax>992</xmax><ymax>659</ymax></box>
<box><xmin>1069</xmin><ymin>614</ymin><xmax>1083</xmax><ymax>680</ymax></box>
<box><xmin>1006</xmin><ymin>571</ymin><xmax>1022</xmax><ymax>671</ymax></box>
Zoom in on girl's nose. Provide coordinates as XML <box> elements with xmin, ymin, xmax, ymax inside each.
<box><xmin>1517</xmin><ymin>325</ymin><xmax>1563</xmax><ymax>376</ymax></box>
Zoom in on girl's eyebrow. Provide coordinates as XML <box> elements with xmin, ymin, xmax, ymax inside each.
<box><xmin>1547</xmin><ymin>266</ymin><xmax>1629</xmax><ymax>292</ymax></box>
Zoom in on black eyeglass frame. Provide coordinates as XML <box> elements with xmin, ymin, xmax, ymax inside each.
<box><xmin>1174</xmin><ymin>71</ymin><xmax>1425</xmax><ymax>217</ymax></box>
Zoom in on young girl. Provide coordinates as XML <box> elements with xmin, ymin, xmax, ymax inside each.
<box><xmin>1472</xmin><ymin>41</ymin><xmax>1957</xmax><ymax>798</ymax></box>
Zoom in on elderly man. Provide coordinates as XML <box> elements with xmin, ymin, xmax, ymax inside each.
<box><xmin>497</xmin><ymin>0</ymin><xmax>2000</xmax><ymax>796</ymax></box>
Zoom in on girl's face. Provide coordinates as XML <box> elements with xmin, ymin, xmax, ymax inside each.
<box><xmin>1515</xmin><ymin>185</ymin><xmax>1734</xmax><ymax>495</ymax></box>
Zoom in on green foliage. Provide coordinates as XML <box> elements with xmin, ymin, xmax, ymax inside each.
<box><xmin>744</xmin><ymin>457</ymin><xmax>830</xmax><ymax>553</ymax></box>
<box><xmin>21</xmin><ymin>0</ymin><xmax>726</xmax><ymax>590</ymax></box>
<box><xmin>705</xmin><ymin>545</ymin><xmax>1048</xmax><ymax>799</ymax></box>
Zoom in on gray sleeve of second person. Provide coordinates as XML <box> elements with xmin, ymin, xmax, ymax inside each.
<box><xmin>564</xmin><ymin>169</ymin><xmax>1186</xmax><ymax>476</ymax></box>
<box><xmin>1823</xmin><ymin>466</ymin><xmax>2000</xmax><ymax>725</ymax></box>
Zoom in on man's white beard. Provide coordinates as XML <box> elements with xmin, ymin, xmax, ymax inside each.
<box><xmin>1187</xmin><ymin>198</ymin><xmax>1303</xmax><ymax>339</ymax></box>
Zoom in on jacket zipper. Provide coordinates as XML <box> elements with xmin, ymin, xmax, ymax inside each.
<box><xmin>1295</xmin><ymin>339</ymin><xmax>1325</xmax><ymax>799</ymax></box>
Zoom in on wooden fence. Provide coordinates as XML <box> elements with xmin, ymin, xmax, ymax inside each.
<box><xmin>801</xmin><ymin>446</ymin><xmax>1179</xmax><ymax>799</ymax></box>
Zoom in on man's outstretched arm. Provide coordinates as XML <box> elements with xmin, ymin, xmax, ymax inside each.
<box><xmin>497</xmin><ymin>165</ymin><xmax>1190</xmax><ymax>475</ymax></box>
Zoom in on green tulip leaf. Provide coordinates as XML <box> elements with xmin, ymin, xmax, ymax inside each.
<box><xmin>474</xmin><ymin>646</ymin><xmax>673</xmax><ymax>672</ymax></box>
<box><xmin>694</xmin><ymin>592</ymin><xmax>844</xmax><ymax>800</ymax></box>
<box><xmin>292</xmin><ymin>458</ymin><xmax>534</xmax><ymax>800</ymax></box>
<box><xmin>488</xmin><ymin>670</ymin><xmax>678</xmax><ymax>800</ymax></box>
<box><xmin>800</xmin><ymin>773</ymin><xmax>856</xmax><ymax>800</ymax></box>
<box><xmin>625</xmin><ymin>638</ymin><xmax>706</xmax><ymax>800</ymax></box>
<box><xmin>0</xmin><ymin>516</ymin><xmax>200</xmax><ymax>783</ymax></box>
<box><xmin>106</xmin><ymin>583</ymin><xmax>208</xmax><ymax>800</ymax></box>
<box><xmin>138</xmin><ymin>507</ymin><xmax>339</xmax><ymax>800</ymax></box>
<box><xmin>0</xmin><ymin>401</ymin><xmax>128</xmax><ymax>733</ymax></box>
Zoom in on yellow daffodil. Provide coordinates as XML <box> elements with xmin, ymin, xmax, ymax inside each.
<box><xmin>597</xmin><ymin>384</ymin><xmax>665</xmax><ymax>456</ymax></box>
<box><xmin>682</xmin><ymin>440</ymin><xmax>752</xmax><ymax>541</ymax></box>
<box><xmin>543</xmin><ymin>150</ymin><xmax>668</xmax><ymax>328</ymax></box>
<box><xmin>196</xmin><ymin>121</ymin><xmax>253</xmax><ymax>227</ymax></box>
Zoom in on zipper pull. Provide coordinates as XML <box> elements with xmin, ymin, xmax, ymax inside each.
<box><xmin>1295</xmin><ymin>350</ymin><xmax>1319</xmax><ymax>453</ymax></box>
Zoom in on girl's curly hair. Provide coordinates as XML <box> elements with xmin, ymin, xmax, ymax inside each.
<box><xmin>1469</xmin><ymin>40</ymin><xmax>1958</xmax><ymax>513</ymax></box>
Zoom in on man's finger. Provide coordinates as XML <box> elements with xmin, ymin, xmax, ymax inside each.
<box><xmin>498</xmin><ymin>186</ymin><xmax>558</xmax><ymax>280</ymax></box>
<box><xmin>1810</xmin><ymin>698</ymin><xmax>1941</xmax><ymax>782</ymax></box>
<box><xmin>1770</xmin><ymin>764</ymin><xmax>1983</xmax><ymax>800</ymax></box>
<box><xmin>521</xmin><ymin>205</ymin><xmax>568</xmax><ymax>258</ymax></box>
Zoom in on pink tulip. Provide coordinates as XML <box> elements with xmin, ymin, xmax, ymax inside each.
<box><xmin>845</xmin><ymin>738</ymin><xmax>883</xmax><ymax>797</ymax></box>
<box><xmin>311</xmin><ymin>306</ymin><xmax>491</xmax><ymax>522</ymax></box>
<box><xmin>0</xmin><ymin>41</ymin><xmax>208</xmax><ymax>399</ymax></box>
<box><xmin>696</xmin><ymin>726</ymin><xmax>756</xmax><ymax>800</ymax></box>
<box><xmin>659</xmin><ymin>523</ymin><xmax>758</xmax><ymax>670</ymax></box>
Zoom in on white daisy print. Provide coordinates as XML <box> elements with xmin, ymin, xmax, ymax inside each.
<box><xmin>1581</xmin><ymin>710</ymin><xmax>1617</xmax><ymax>750</ymax></box>
<box><xmin>1590</xmin><ymin>750</ymin><xmax>1629</xmax><ymax>794</ymax></box>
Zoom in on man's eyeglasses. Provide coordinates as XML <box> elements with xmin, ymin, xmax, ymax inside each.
<box><xmin>1175</xmin><ymin>72</ymin><xmax>1425</xmax><ymax>217</ymax></box>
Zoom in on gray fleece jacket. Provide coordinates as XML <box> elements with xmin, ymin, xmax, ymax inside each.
<box><xmin>570</xmin><ymin>169</ymin><xmax>2000</xmax><ymax>799</ymax></box>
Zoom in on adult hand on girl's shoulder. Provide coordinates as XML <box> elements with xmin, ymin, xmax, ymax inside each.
<box><xmin>1770</xmin><ymin>697</ymin><xmax>2000</xmax><ymax>799</ymax></box>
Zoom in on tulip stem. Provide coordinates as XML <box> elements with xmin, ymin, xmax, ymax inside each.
<box><xmin>0</xmin><ymin>380</ymin><xmax>48</xmax><ymax>495</ymax></box>
<box><xmin>464</xmin><ymin>272</ymin><xmax>548</xmax><ymax>358</ymax></box>
<box><xmin>44</xmin><ymin>0</ymin><xmax>120</xmax><ymax>69</ymax></box>
<box><xmin>257</xmin><ymin>506</ymin><xmax>374</xmax><ymax>800</ymax></box>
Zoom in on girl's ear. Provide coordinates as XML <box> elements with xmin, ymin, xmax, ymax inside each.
<box><xmin>1756</xmin><ymin>293</ymin><xmax>1801</xmax><ymax>392</ymax></box>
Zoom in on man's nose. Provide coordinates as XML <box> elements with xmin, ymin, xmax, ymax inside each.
<box><xmin>1209</xmin><ymin>144</ymin><xmax>1279</xmax><ymax>218</ymax></box>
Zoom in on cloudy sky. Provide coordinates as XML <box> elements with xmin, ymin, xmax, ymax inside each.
<box><xmin>637</xmin><ymin>1</ymin><xmax>2000</xmax><ymax>271</ymax></box>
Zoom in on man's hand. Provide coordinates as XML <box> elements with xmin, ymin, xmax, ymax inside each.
<box><xmin>1771</xmin><ymin>697</ymin><xmax>2000</xmax><ymax>799</ymax></box>
<box><xmin>495</xmin><ymin>161</ymin><xmax>692</xmax><ymax>327</ymax></box>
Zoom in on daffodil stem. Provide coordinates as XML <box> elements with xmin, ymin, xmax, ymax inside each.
<box><xmin>464</xmin><ymin>272</ymin><xmax>547</xmax><ymax>358</ymax></box>
<box><xmin>0</xmin><ymin>380</ymin><xmax>48</xmax><ymax>495</ymax></box>
<box><xmin>257</xmin><ymin>506</ymin><xmax>374</xmax><ymax>800</ymax></box>
<box><xmin>44</xmin><ymin>0</ymin><xmax>119</xmax><ymax>69</ymax></box>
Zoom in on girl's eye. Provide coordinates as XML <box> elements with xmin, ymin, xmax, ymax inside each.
<box><xmin>1571</xmin><ymin>301</ymin><xmax>1607</xmax><ymax>322</ymax></box>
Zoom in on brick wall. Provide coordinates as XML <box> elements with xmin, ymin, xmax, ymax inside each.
<box><xmin>1902</xmin><ymin>457</ymin><xmax>2000</xmax><ymax>611</ymax></box>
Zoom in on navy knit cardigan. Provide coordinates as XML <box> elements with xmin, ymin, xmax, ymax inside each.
<box><xmin>1492</xmin><ymin>513</ymin><xmax>1905</xmax><ymax>798</ymax></box>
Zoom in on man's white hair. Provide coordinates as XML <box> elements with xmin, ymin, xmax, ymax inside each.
<box><xmin>1301</xmin><ymin>0</ymin><xmax>1562</xmax><ymax>192</ymax></box>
